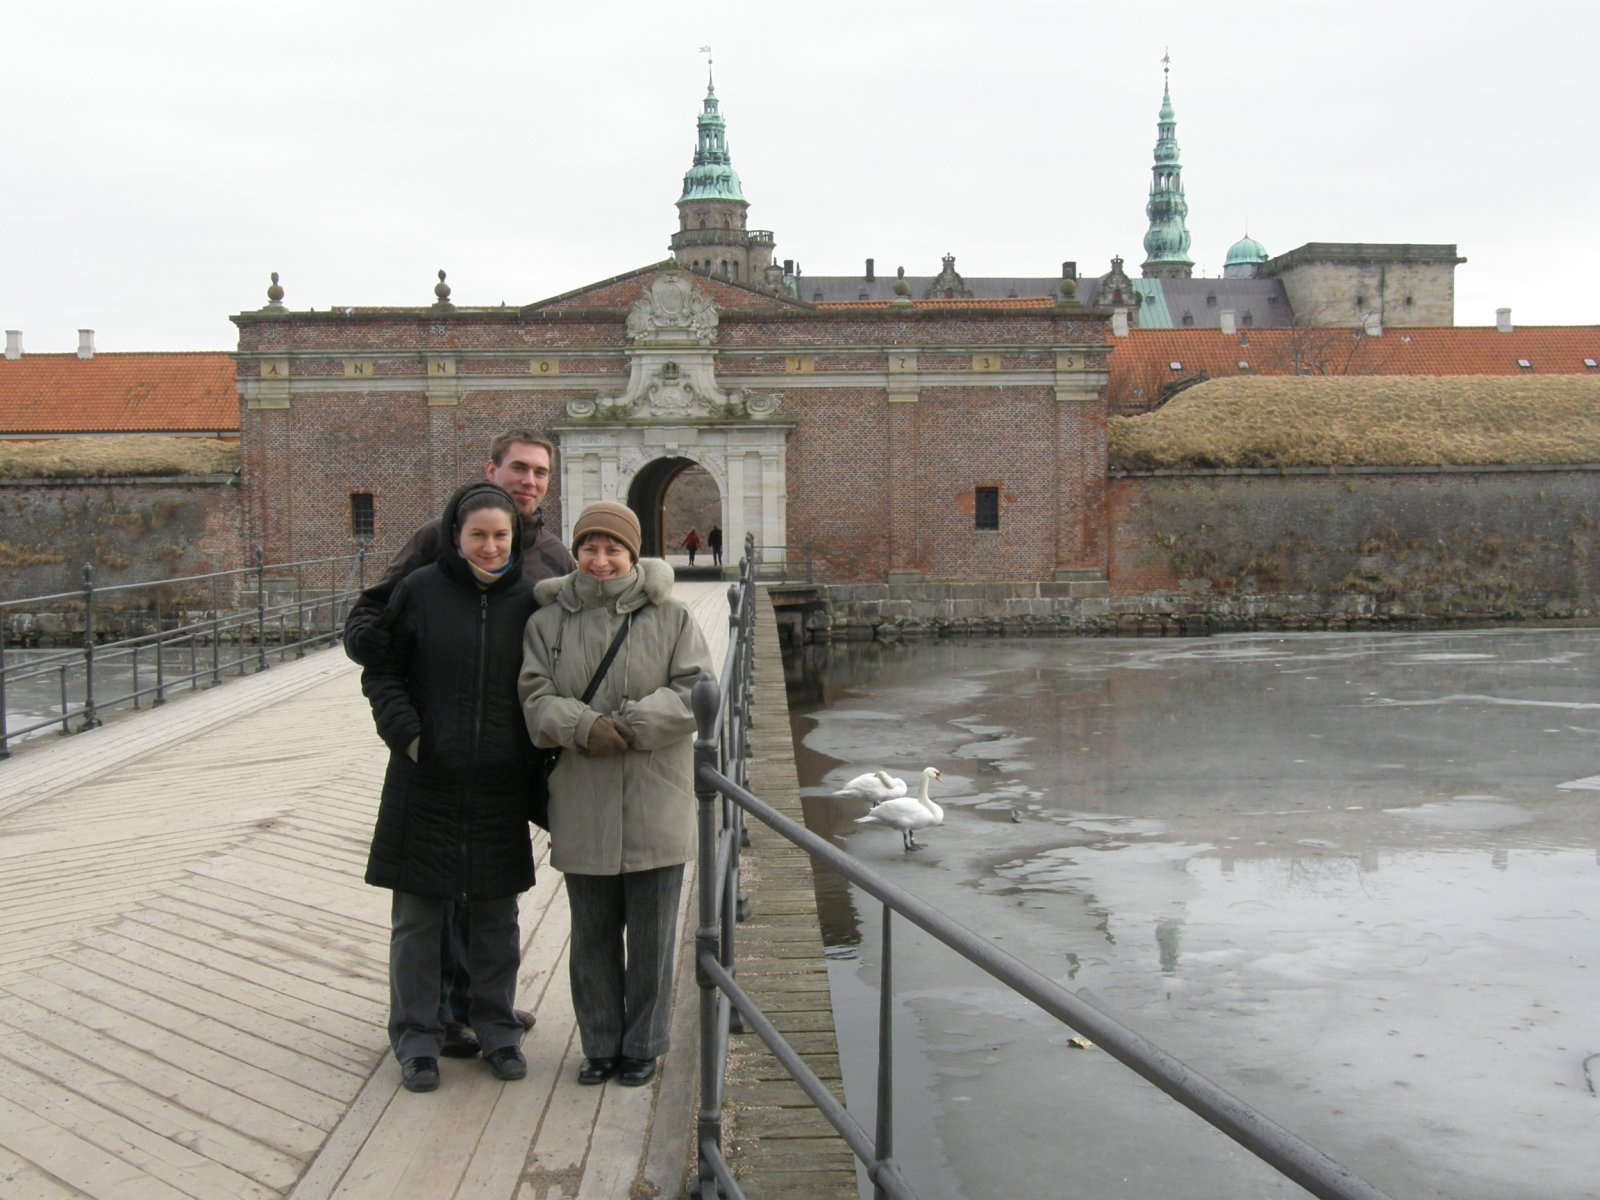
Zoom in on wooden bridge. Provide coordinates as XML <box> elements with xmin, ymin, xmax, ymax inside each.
<box><xmin>0</xmin><ymin>583</ymin><xmax>856</xmax><ymax>1199</ymax></box>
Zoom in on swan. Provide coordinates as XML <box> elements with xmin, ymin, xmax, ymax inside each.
<box><xmin>838</xmin><ymin>770</ymin><xmax>907</xmax><ymax>804</ymax></box>
<box><xmin>855</xmin><ymin>767</ymin><xmax>944</xmax><ymax>850</ymax></box>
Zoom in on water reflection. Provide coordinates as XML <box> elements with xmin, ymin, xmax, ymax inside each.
<box><xmin>783</xmin><ymin>630</ymin><xmax>1600</xmax><ymax>1200</ymax></box>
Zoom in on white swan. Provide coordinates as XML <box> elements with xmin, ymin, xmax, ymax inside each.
<box><xmin>837</xmin><ymin>770</ymin><xmax>908</xmax><ymax>804</ymax></box>
<box><xmin>855</xmin><ymin>767</ymin><xmax>944</xmax><ymax>850</ymax></box>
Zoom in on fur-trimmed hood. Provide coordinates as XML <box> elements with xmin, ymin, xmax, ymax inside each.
<box><xmin>533</xmin><ymin>557</ymin><xmax>676</xmax><ymax>612</ymax></box>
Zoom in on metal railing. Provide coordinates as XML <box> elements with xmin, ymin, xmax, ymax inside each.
<box><xmin>0</xmin><ymin>547</ymin><xmax>369</xmax><ymax>758</ymax></box>
<box><xmin>687</xmin><ymin>538</ymin><xmax>1392</xmax><ymax>1200</ymax></box>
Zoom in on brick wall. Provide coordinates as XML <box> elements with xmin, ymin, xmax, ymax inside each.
<box><xmin>234</xmin><ymin>274</ymin><xmax>1114</xmax><ymax>585</ymax></box>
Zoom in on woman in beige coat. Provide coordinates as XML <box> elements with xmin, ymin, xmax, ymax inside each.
<box><xmin>518</xmin><ymin>501</ymin><xmax>712</xmax><ymax>1088</ymax></box>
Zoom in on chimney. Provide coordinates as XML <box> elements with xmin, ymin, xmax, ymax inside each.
<box><xmin>3</xmin><ymin>330</ymin><xmax>20</xmax><ymax>360</ymax></box>
<box><xmin>1062</xmin><ymin>261</ymin><xmax>1076</xmax><ymax>280</ymax></box>
<box><xmin>865</xmin><ymin>258</ymin><xmax>875</xmax><ymax>282</ymax></box>
<box><xmin>1496</xmin><ymin>307</ymin><xmax>1513</xmax><ymax>333</ymax></box>
<box><xmin>1219</xmin><ymin>310</ymin><xmax>1236</xmax><ymax>336</ymax></box>
<box><xmin>1362</xmin><ymin>312</ymin><xmax>1383</xmax><ymax>337</ymax></box>
<box><xmin>783</xmin><ymin>259</ymin><xmax>793</xmax><ymax>276</ymax></box>
<box><xmin>1111</xmin><ymin>310</ymin><xmax>1130</xmax><ymax>338</ymax></box>
<box><xmin>78</xmin><ymin>329</ymin><xmax>96</xmax><ymax>359</ymax></box>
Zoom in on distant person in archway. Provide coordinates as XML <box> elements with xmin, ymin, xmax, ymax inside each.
<box><xmin>518</xmin><ymin>501</ymin><xmax>713</xmax><ymax>1089</ymax></box>
<box><xmin>680</xmin><ymin>527</ymin><xmax>701</xmax><ymax>566</ymax></box>
<box><xmin>343</xmin><ymin>431</ymin><xmax>574</xmax><ymax>1060</ymax></box>
<box><xmin>707</xmin><ymin>523</ymin><xmax>722</xmax><ymax>567</ymax></box>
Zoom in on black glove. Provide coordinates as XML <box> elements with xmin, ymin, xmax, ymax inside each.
<box><xmin>583</xmin><ymin>716</ymin><xmax>629</xmax><ymax>757</ymax></box>
<box><xmin>344</xmin><ymin>612</ymin><xmax>391</xmax><ymax>667</ymax></box>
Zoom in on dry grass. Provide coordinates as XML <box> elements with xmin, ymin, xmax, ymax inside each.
<box><xmin>0</xmin><ymin>436</ymin><xmax>239</xmax><ymax>479</ymax></box>
<box><xmin>1108</xmin><ymin>376</ymin><xmax>1600</xmax><ymax>470</ymax></box>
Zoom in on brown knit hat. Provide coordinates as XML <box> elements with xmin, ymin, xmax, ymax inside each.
<box><xmin>571</xmin><ymin>501</ymin><xmax>641</xmax><ymax>562</ymax></box>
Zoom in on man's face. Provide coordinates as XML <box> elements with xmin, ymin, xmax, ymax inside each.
<box><xmin>487</xmin><ymin>442</ymin><xmax>552</xmax><ymax>516</ymax></box>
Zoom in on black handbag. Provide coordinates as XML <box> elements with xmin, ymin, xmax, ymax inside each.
<box><xmin>530</xmin><ymin>614</ymin><xmax>632</xmax><ymax>830</ymax></box>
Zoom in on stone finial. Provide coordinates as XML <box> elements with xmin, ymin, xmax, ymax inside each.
<box><xmin>265</xmin><ymin>271</ymin><xmax>286</xmax><ymax>310</ymax></box>
<box><xmin>1056</xmin><ymin>276</ymin><xmax>1078</xmax><ymax>307</ymax></box>
<box><xmin>889</xmin><ymin>266</ymin><xmax>913</xmax><ymax>309</ymax></box>
<box><xmin>433</xmin><ymin>269</ymin><xmax>454</xmax><ymax>308</ymax></box>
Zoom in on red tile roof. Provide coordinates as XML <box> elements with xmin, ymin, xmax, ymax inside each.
<box><xmin>0</xmin><ymin>352</ymin><xmax>238</xmax><ymax>435</ymax></box>
<box><xmin>1109</xmin><ymin>325</ymin><xmax>1600</xmax><ymax>385</ymax></box>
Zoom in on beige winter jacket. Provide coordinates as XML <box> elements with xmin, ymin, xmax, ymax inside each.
<box><xmin>517</xmin><ymin>559</ymin><xmax>713</xmax><ymax>876</ymax></box>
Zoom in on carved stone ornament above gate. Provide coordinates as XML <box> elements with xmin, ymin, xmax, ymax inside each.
<box><xmin>624</xmin><ymin>272</ymin><xmax>719</xmax><ymax>347</ymax></box>
<box><xmin>566</xmin><ymin>272</ymin><xmax>779</xmax><ymax>422</ymax></box>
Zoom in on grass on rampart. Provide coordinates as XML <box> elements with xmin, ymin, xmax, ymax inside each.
<box><xmin>0</xmin><ymin>436</ymin><xmax>239</xmax><ymax>479</ymax></box>
<box><xmin>1108</xmin><ymin>376</ymin><xmax>1600</xmax><ymax>470</ymax></box>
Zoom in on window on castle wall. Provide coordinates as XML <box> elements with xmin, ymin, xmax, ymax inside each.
<box><xmin>351</xmin><ymin>493</ymin><xmax>375</xmax><ymax>540</ymax></box>
<box><xmin>975</xmin><ymin>487</ymin><xmax>1000</xmax><ymax>531</ymax></box>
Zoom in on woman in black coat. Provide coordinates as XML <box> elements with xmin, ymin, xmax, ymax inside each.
<box><xmin>360</xmin><ymin>482</ymin><xmax>537</xmax><ymax>1092</ymax></box>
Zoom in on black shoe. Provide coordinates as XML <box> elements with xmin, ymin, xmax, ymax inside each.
<box><xmin>402</xmin><ymin>1056</ymin><xmax>439</xmax><ymax>1093</ymax></box>
<box><xmin>440</xmin><ymin>1022</ymin><xmax>480</xmax><ymax>1058</ymax></box>
<box><xmin>617</xmin><ymin>1056</ymin><xmax>657</xmax><ymax>1087</ymax></box>
<box><xmin>514</xmin><ymin>1008</ymin><xmax>538</xmax><ymax>1032</ymax></box>
<box><xmin>577</xmin><ymin>1056</ymin><xmax>619</xmax><ymax>1085</ymax></box>
<box><xmin>485</xmin><ymin>1045</ymin><xmax>527</xmax><ymax>1081</ymax></box>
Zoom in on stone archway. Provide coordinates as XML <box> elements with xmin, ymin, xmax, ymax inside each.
<box><xmin>554</xmin><ymin>426</ymin><xmax>790</xmax><ymax>576</ymax></box>
<box><xmin>550</xmin><ymin>271</ymin><xmax>793</xmax><ymax>575</ymax></box>
<box><xmin>626</xmin><ymin>456</ymin><xmax>707</xmax><ymax>559</ymax></box>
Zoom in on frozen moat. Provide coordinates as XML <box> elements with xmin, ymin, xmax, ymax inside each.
<box><xmin>784</xmin><ymin>628</ymin><xmax>1600</xmax><ymax>1200</ymax></box>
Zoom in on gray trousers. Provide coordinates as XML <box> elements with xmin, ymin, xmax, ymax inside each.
<box><xmin>389</xmin><ymin>891</ymin><xmax>522</xmax><ymax>1062</ymax></box>
<box><xmin>564</xmin><ymin>865</ymin><xmax>684</xmax><ymax>1061</ymax></box>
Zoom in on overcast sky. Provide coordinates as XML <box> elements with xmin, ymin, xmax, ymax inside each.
<box><xmin>2</xmin><ymin>0</ymin><xmax>1592</xmax><ymax>353</ymax></box>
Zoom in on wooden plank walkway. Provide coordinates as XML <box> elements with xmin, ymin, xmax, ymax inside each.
<box><xmin>0</xmin><ymin>582</ymin><xmax>857</xmax><ymax>1199</ymax></box>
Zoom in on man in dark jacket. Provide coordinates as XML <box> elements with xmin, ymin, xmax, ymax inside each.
<box><xmin>344</xmin><ymin>431</ymin><xmax>575</xmax><ymax>1057</ymax></box>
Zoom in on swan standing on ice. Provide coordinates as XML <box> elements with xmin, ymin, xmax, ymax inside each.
<box><xmin>837</xmin><ymin>770</ymin><xmax>907</xmax><ymax>804</ymax></box>
<box><xmin>855</xmin><ymin>767</ymin><xmax>944</xmax><ymax>850</ymax></box>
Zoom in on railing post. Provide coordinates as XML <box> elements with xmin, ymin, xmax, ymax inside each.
<box><xmin>209</xmin><ymin>573</ymin><xmax>222</xmax><ymax>685</ymax></box>
<box><xmin>153</xmin><ymin>589</ymin><xmax>166</xmax><ymax>706</ymax></box>
<box><xmin>294</xmin><ymin>572</ymin><xmax>306</xmax><ymax>659</ymax></box>
<box><xmin>79</xmin><ymin>563</ymin><xmax>101</xmax><ymax>731</ymax></box>
<box><xmin>873</xmin><ymin>904</ymin><xmax>896</xmax><ymax>1200</ymax></box>
<box><xmin>691</xmin><ymin>675</ymin><xmax>726</xmax><ymax>1199</ymax></box>
<box><xmin>0</xmin><ymin>620</ymin><xmax>11</xmax><ymax>759</ymax></box>
<box><xmin>254</xmin><ymin>546</ymin><xmax>269</xmax><ymax>672</ymax></box>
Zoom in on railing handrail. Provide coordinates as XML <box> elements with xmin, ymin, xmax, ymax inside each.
<box><xmin>688</xmin><ymin>536</ymin><xmax>1392</xmax><ymax>1200</ymax></box>
<box><xmin>0</xmin><ymin>547</ymin><xmax>368</xmax><ymax>758</ymax></box>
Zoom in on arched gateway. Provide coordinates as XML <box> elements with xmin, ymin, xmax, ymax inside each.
<box><xmin>551</xmin><ymin>272</ymin><xmax>791</xmax><ymax>573</ymax></box>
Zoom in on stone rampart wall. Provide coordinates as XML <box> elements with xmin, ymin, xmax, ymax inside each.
<box><xmin>0</xmin><ymin>477</ymin><xmax>243</xmax><ymax>604</ymax></box>
<box><xmin>813</xmin><ymin>466</ymin><xmax>1600</xmax><ymax>638</ymax></box>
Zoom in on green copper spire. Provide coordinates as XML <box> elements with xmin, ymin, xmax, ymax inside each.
<box><xmin>1141</xmin><ymin>52</ymin><xmax>1194</xmax><ymax>280</ymax></box>
<box><xmin>679</xmin><ymin>65</ymin><xmax>746</xmax><ymax>203</ymax></box>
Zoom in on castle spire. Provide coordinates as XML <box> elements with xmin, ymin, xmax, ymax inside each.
<box><xmin>670</xmin><ymin>61</ymin><xmax>777</xmax><ymax>288</ymax></box>
<box><xmin>1141</xmin><ymin>51</ymin><xmax>1195</xmax><ymax>280</ymax></box>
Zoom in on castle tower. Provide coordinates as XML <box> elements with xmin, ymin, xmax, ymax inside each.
<box><xmin>670</xmin><ymin>65</ymin><xmax>776</xmax><ymax>286</ymax></box>
<box><xmin>1141</xmin><ymin>54</ymin><xmax>1194</xmax><ymax>281</ymax></box>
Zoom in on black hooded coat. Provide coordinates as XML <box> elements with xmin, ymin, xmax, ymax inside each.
<box><xmin>360</xmin><ymin>483</ymin><xmax>537</xmax><ymax>901</ymax></box>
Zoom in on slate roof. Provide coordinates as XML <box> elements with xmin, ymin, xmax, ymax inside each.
<box><xmin>799</xmin><ymin>274</ymin><xmax>1064</xmax><ymax>304</ymax></box>
<box><xmin>815</xmin><ymin>296</ymin><xmax>1057</xmax><ymax>311</ymax></box>
<box><xmin>0</xmin><ymin>352</ymin><xmax>238</xmax><ymax>436</ymax></box>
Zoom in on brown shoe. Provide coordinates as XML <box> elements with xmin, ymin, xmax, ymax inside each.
<box><xmin>441</xmin><ymin>1022</ymin><xmax>480</xmax><ymax>1058</ymax></box>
